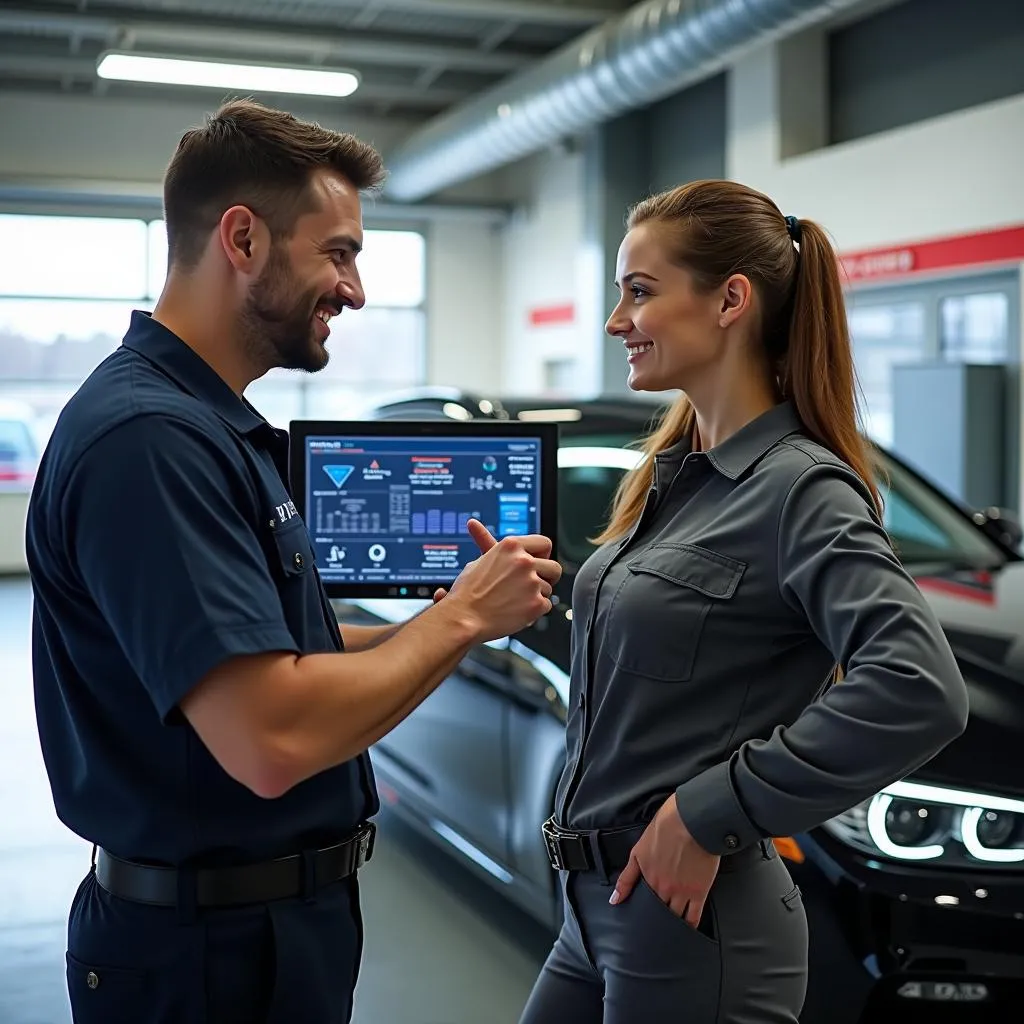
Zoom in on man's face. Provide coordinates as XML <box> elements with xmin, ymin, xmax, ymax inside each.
<box><xmin>242</xmin><ymin>170</ymin><xmax>365</xmax><ymax>373</ymax></box>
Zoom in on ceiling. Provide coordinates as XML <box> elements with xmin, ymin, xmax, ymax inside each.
<box><xmin>0</xmin><ymin>0</ymin><xmax>632</xmax><ymax>122</ymax></box>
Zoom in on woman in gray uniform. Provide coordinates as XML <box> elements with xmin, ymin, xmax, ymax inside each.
<box><xmin>519</xmin><ymin>179</ymin><xmax>969</xmax><ymax>1024</ymax></box>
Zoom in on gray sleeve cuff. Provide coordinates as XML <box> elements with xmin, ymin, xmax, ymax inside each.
<box><xmin>675</xmin><ymin>759</ymin><xmax>764</xmax><ymax>855</ymax></box>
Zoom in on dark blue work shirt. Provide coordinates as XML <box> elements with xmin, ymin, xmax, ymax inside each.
<box><xmin>26</xmin><ymin>310</ymin><xmax>377</xmax><ymax>866</ymax></box>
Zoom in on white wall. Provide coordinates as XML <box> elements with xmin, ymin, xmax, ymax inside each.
<box><xmin>500</xmin><ymin>146</ymin><xmax>603</xmax><ymax>397</ymax></box>
<box><xmin>426</xmin><ymin>216</ymin><xmax>505</xmax><ymax>393</ymax></box>
<box><xmin>0</xmin><ymin>90</ymin><xmax>419</xmax><ymax>190</ymax></box>
<box><xmin>728</xmin><ymin>41</ymin><xmax>1024</xmax><ymax>250</ymax></box>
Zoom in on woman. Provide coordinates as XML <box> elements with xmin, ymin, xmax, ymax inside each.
<box><xmin>519</xmin><ymin>180</ymin><xmax>969</xmax><ymax>1024</ymax></box>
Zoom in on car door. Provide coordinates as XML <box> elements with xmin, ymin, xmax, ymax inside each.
<box><xmin>337</xmin><ymin>601</ymin><xmax>513</xmax><ymax>874</ymax></box>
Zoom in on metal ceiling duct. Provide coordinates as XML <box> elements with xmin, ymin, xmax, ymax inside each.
<box><xmin>384</xmin><ymin>0</ymin><xmax>860</xmax><ymax>201</ymax></box>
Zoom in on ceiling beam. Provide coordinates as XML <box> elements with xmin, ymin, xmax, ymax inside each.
<box><xmin>0</xmin><ymin>175</ymin><xmax>511</xmax><ymax>224</ymax></box>
<box><xmin>324</xmin><ymin>0</ymin><xmax>615</xmax><ymax>25</ymax></box>
<box><xmin>0</xmin><ymin>9</ymin><xmax>534</xmax><ymax>73</ymax></box>
<box><xmin>479</xmin><ymin>20</ymin><xmax>521</xmax><ymax>51</ymax></box>
<box><xmin>0</xmin><ymin>54</ymin><xmax>470</xmax><ymax>109</ymax></box>
<box><xmin>89</xmin><ymin>0</ymin><xmax>617</xmax><ymax>28</ymax></box>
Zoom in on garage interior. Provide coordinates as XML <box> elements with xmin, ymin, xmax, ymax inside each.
<box><xmin>2</xmin><ymin>0</ymin><xmax>1023</xmax><ymax>1021</ymax></box>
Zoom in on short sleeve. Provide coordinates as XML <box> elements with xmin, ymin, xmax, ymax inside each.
<box><xmin>65</xmin><ymin>414</ymin><xmax>301</xmax><ymax>722</ymax></box>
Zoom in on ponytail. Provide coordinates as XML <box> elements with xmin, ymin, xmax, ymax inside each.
<box><xmin>783</xmin><ymin>218</ymin><xmax>883</xmax><ymax>515</ymax></box>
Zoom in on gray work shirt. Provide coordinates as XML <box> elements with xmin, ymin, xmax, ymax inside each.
<box><xmin>554</xmin><ymin>401</ymin><xmax>969</xmax><ymax>856</ymax></box>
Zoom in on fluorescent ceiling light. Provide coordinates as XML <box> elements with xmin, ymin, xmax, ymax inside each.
<box><xmin>96</xmin><ymin>52</ymin><xmax>359</xmax><ymax>98</ymax></box>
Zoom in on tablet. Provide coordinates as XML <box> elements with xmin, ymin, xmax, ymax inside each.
<box><xmin>289</xmin><ymin>419</ymin><xmax>559</xmax><ymax>598</ymax></box>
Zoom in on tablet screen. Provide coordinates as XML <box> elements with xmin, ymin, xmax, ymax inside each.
<box><xmin>290</xmin><ymin>420</ymin><xmax>558</xmax><ymax>597</ymax></box>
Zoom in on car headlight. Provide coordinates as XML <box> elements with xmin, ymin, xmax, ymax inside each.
<box><xmin>822</xmin><ymin>780</ymin><xmax>1024</xmax><ymax>868</ymax></box>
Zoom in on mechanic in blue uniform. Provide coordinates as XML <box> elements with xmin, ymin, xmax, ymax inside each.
<box><xmin>519</xmin><ymin>181</ymin><xmax>969</xmax><ymax>1023</ymax></box>
<box><xmin>26</xmin><ymin>99</ymin><xmax>561</xmax><ymax>1024</ymax></box>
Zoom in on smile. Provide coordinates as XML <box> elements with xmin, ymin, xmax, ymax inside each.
<box><xmin>625</xmin><ymin>341</ymin><xmax>653</xmax><ymax>355</ymax></box>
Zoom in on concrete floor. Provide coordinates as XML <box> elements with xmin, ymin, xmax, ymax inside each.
<box><xmin>0</xmin><ymin>577</ymin><xmax>551</xmax><ymax>1024</ymax></box>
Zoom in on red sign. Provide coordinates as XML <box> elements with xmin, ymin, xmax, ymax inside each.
<box><xmin>528</xmin><ymin>303</ymin><xmax>575</xmax><ymax>326</ymax></box>
<box><xmin>841</xmin><ymin>225</ymin><xmax>1024</xmax><ymax>283</ymax></box>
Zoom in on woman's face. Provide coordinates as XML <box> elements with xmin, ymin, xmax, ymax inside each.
<box><xmin>606</xmin><ymin>222</ymin><xmax>732</xmax><ymax>394</ymax></box>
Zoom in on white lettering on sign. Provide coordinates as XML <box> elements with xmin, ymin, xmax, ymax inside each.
<box><xmin>843</xmin><ymin>249</ymin><xmax>915</xmax><ymax>280</ymax></box>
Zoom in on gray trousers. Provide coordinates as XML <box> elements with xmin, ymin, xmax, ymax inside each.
<box><xmin>519</xmin><ymin>841</ymin><xmax>808</xmax><ymax>1024</ymax></box>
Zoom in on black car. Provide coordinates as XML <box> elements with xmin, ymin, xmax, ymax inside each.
<box><xmin>333</xmin><ymin>388</ymin><xmax>1024</xmax><ymax>1022</ymax></box>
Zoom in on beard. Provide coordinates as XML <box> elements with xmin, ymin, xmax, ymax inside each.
<box><xmin>240</xmin><ymin>244</ymin><xmax>331</xmax><ymax>374</ymax></box>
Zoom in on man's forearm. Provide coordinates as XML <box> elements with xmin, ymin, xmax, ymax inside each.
<box><xmin>339</xmin><ymin>622</ymin><xmax>402</xmax><ymax>652</ymax></box>
<box><xmin>272</xmin><ymin>601</ymin><xmax>482</xmax><ymax>786</ymax></box>
<box><xmin>339</xmin><ymin>599</ymin><xmax>439</xmax><ymax>651</ymax></box>
<box><xmin>356</xmin><ymin>645</ymin><xmax>467</xmax><ymax>751</ymax></box>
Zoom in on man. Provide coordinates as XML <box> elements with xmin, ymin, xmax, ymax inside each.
<box><xmin>26</xmin><ymin>99</ymin><xmax>561</xmax><ymax>1023</ymax></box>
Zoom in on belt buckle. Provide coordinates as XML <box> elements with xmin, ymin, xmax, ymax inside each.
<box><xmin>357</xmin><ymin>823</ymin><xmax>376</xmax><ymax>867</ymax></box>
<box><xmin>542</xmin><ymin>818</ymin><xmax>567</xmax><ymax>871</ymax></box>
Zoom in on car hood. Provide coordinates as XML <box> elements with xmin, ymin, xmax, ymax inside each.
<box><xmin>910</xmin><ymin>559</ymin><xmax>1024</xmax><ymax>796</ymax></box>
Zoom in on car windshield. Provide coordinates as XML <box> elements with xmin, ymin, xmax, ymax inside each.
<box><xmin>558</xmin><ymin>433</ymin><xmax>640</xmax><ymax>565</ymax></box>
<box><xmin>875</xmin><ymin>451</ymin><xmax>1006</xmax><ymax>569</ymax></box>
<box><xmin>557</xmin><ymin>433</ymin><xmax>1006</xmax><ymax>570</ymax></box>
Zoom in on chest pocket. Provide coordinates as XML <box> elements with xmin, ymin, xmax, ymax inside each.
<box><xmin>605</xmin><ymin>543</ymin><xmax>745</xmax><ymax>682</ymax></box>
<box><xmin>264</xmin><ymin>514</ymin><xmax>339</xmax><ymax>651</ymax></box>
<box><xmin>267</xmin><ymin>516</ymin><xmax>316</xmax><ymax>580</ymax></box>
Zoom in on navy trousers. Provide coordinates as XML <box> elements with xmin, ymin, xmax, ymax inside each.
<box><xmin>65</xmin><ymin>868</ymin><xmax>363</xmax><ymax>1023</ymax></box>
<box><xmin>520</xmin><ymin>842</ymin><xmax>808</xmax><ymax>1023</ymax></box>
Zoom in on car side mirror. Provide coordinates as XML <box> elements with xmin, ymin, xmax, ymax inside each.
<box><xmin>972</xmin><ymin>506</ymin><xmax>1023</xmax><ymax>551</ymax></box>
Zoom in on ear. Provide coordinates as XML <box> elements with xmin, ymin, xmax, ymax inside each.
<box><xmin>217</xmin><ymin>205</ymin><xmax>270</xmax><ymax>277</ymax></box>
<box><xmin>718</xmin><ymin>273</ymin><xmax>753</xmax><ymax>329</ymax></box>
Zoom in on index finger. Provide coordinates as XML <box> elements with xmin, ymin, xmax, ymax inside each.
<box><xmin>466</xmin><ymin>518</ymin><xmax>498</xmax><ymax>553</ymax></box>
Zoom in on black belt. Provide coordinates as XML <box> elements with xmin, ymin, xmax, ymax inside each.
<box><xmin>542</xmin><ymin>816</ymin><xmax>776</xmax><ymax>875</ymax></box>
<box><xmin>94</xmin><ymin>822</ymin><xmax>375</xmax><ymax>908</ymax></box>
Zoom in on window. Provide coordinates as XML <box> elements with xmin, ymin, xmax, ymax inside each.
<box><xmin>0</xmin><ymin>214</ymin><xmax>428</xmax><ymax>476</ymax></box>
<box><xmin>0</xmin><ymin>215</ymin><xmax>149</xmax><ymax>300</ymax></box>
<box><xmin>847</xmin><ymin>301</ymin><xmax>927</xmax><ymax>447</ymax></box>
<box><xmin>0</xmin><ymin>408</ymin><xmax>38</xmax><ymax>490</ymax></box>
<box><xmin>940</xmin><ymin>292</ymin><xmax>1010</xmax><ymax>363</ymax></box>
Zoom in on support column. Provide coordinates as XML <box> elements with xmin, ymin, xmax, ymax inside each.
<box><xmin>583</xmin><ymin>115</ymin><xmax>653</xmax><ymax>396</ymax></box>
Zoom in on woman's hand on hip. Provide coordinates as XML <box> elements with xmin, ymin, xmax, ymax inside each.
<box><xmin>610</xmin><ymin>794</ymin><xmax>720</xmax><ymax>929</ymax></box>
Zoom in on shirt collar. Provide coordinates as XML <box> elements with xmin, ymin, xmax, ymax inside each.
<box><xmin>121</xmin><ymin>309</ymin><xmax>269</xmax><ymax>437</ymax></box>
<box><xmin>705</xmin><ymin>401</ymin><xmax>803</xmax><ymax>480</ymax></box>
<box><xmin>658</xmin><ymin>401</ymin><xmax>803</xmax><ymax>480</ymax></box>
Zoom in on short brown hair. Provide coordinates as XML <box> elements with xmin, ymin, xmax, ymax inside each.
<box><xmin>163</xmin><ymin>98</ymin><xmax>387</xmax><ymax>269</ymax></box>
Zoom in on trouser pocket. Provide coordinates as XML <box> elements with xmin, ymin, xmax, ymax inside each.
<box><xmin>67</xmin><ymin>953</ymin><xmax>148</xmax><ymax>1024</ymax></box>
<box><xmin>782</xmin><ymin>885</ymin><xmax>803</xmax><ymax>912</ymax></box>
